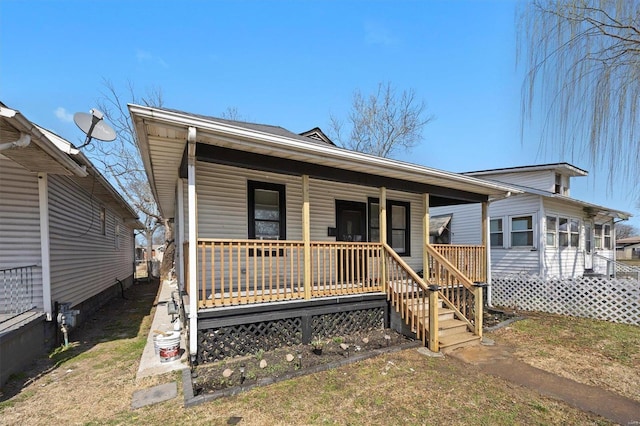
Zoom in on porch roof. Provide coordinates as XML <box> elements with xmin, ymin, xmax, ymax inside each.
<box><xmin>129</xmin><ymin>104</ymin><xmax>520</xmax><ymax>219</ymax></box>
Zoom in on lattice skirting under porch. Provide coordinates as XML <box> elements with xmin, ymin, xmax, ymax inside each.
<box><xmin>491</xmin><ymin>274</ymin><xmax>640</xmax><ymax>325</ymax></box>
<box><xmin>197</xmin><ymin>306</ymin><xmax>385</xmax><ymax>363</ymax></box>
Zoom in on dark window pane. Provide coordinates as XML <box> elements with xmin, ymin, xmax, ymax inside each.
<box><xmin>255</xmin><ymin>221</ymin><xmax>279</xmax><ymax>239</ymax></box>
<box><xmin>512</xmin><ymin>231</ymin><xmax>533</xmax><ymax>246</ymax></box>
<box><xmin>391</xmin><ymin>205</ymin><xmax>406</xmax><ymax>228</ymax></box>
<box><xmin>391</xmin><ymin>230</ymin><xmax>405</xmax><ymax>253</ymax></box>
<box><xmin>254</xmin><ymin>189</ymin><xmax>279</xmax><ymax>220</ymax></box>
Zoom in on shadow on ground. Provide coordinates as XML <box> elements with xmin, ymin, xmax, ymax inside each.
<box><xmin>0</xmin><ymin>278</ymin><xmax>160</xmax><ymax>401</ymax></box>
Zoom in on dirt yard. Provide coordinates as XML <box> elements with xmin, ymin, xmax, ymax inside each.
<box><xmin>1</xmin><ymin>280</ymin><xmax>636</xmax><ymax>425</ymax></box>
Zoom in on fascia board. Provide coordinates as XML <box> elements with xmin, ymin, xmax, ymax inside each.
<box><xmin>128</xmin><ymin>104</ymin><xmax>520</xmax><ymax>199</ymax></box>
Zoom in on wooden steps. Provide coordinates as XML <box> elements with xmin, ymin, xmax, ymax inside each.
<box><xmin>439</xmin><ymin>332</ymin><xmax>481</xmax><ymax>352</ymax></box>
<box><xmin>402</xmin><ymin>298</ymin><xmax>480</xmax><ymax>352</ymax></box>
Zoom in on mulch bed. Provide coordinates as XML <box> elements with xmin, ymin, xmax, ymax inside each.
<box><xmin>192</xmin><ymin>328</ymin><xmax>412</xmax><ymax>395</ymax></box>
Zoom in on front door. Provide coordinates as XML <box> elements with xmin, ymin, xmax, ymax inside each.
<box><xmin>335</xmin><ymin>201</ymin><xmax>367</xmax><ymax>282</ymax></box>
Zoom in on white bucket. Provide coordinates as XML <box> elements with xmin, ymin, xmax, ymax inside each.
<box><xmin>154</xmin><ymin>331</ymin><xmax>181</xmax><ymax>362</ymax></box>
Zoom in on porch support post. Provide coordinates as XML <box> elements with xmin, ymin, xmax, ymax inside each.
<box><xmin>428</xmin><ymin>284</ymin><xmax>440</xmax><ymax>352</ymax></box>
<box><xmin>379</xmin><ymin>187</ymin><xmax>387</xmax><ymax>292</ymax></box>
<box><xmin>302</xmin><ymin>175</ymin><xmax>311</xmax><ymax>300</ymax></box>
<box><xmin>422</xmin><ymin>193</ymin><xmax>430</xmax><ymax>282</ymax></box>
<box><xmin>481</xmin><ymin>201</ymin><xmax>489</xmax><ymax>283</ymax></box>
<box><xmin>187</xmin><ymin>127</ymin><xmax>198</xmax><ymax>359</ymax></box>
<box><xmin>475</xmin><ymin>200</ymin><xmax>490</xmax><ymax>338</ymax></box>
<box><xmin>473</xmin><ymin>282</ymin><xmax>488</xmax><ymax>338</ymax></box>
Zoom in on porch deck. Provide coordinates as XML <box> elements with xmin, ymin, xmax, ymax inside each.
<box><xmin>188</xmin><ymin>239</ymin><xmax>486</xmax><ymax>357</ymax></box>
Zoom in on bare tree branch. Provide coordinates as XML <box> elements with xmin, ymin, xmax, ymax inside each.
<box><xmin>329</xmin><ymin>82</ymin><xmax>434</xmax><ymax>158</ymax></box>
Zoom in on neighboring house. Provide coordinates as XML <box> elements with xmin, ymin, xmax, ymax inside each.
<box><xmin>0</xmin><ymin>102</ymin><xmax>141</xmax><ymax>386</ymax></box>
<box><xmin>430</xmin><ymin>163</ymin><xmax>631</xmax><ymax>280</ymax></box>
<box><xmin>129</xmin><ymin>105</ymin><xmax>517</xmax><ymax>364</ymax></box>
<box><xmin>616</xmin><ymin>236</ymin><xmax>640</xmax><ymax>260</ymax></box>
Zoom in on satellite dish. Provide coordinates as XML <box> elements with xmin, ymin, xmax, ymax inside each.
<box><xmin>73</xmin><ymin>108</ymin><xmax>116</xmax><ymax>148</ymax></box>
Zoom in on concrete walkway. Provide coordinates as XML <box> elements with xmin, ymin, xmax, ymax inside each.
<box><xmin>136</xmin><ymin>278</ymin><xmax>188</xmax><ymax>380</ymax></box>
<box><xmin>448</xmin><ymin>342</ymin><xmax>640</xmax><ymax>425</ymax></box>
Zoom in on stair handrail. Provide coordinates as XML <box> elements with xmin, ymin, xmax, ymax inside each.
<box><xmin>382</xmin><ymin>243</ymin><xmax>478</xmax><ymax>350</ymax></box>
<box><xmin>425</xmin><ymin>244</ymin><xmax>475</xmax><ymax>290</ymax></box>
<box><xmin>382</xmin><ymin>243</ymin><xmax>473</xmax><ymax>327</ymax></box>
<box><xmin>594</xmin><ymin>253</ymin><xmax>640</xmax><ymax>274</ymax></box>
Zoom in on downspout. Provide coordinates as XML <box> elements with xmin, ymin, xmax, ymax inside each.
<box><xmin>538</xmin><ymin>197</ymin><xmax>546</xmax><ymax>278</ymax></box>
<box><xmin>0</xmin><ymin>133</ymin><xmax>31</xmax><ymax>151</ymax></box>
<box><xmin>187</xmin><ymin>127</ymin><xmax>198</xmax><ymax>363</ymax></box>
<box><xmin>38</xmin><ymin>173</ymin><xmax>53</xmax><ymax>320</ymax></box>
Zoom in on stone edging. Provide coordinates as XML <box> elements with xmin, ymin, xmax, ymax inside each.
<box><xmin>182</xmin><ymin>340</ymin><xmax>423</xmax><ymax>408</ymax></box>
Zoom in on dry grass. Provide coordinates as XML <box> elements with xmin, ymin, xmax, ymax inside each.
<box><xmin>488</xmin><ymin>312</ymin><xmax>640</xmax><ymax>403</ymax></box>
<box><xmin>0</xmin><ymin>282</ymin><xmax>622</xmax><ymax>425</ymax></box>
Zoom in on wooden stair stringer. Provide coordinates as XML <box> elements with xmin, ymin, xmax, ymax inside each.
<box><xmin>400</xmin><ymin>297</ymin><xmax>480</xmax><ymax>352</ymax></box>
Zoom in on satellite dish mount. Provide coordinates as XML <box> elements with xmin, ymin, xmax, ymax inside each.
<box><xmin>73</xmin><ymin>108</ymin><xmax>116</xmax><ymax>148</ymax></box>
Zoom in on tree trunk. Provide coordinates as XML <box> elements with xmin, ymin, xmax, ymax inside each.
<box><xmin>160</xmin><ymin>219</ymin><xmax>175</xmax><ymax>281</ymax></box>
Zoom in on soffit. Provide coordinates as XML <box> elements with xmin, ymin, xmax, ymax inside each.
<box><xmin>132</xmin><ymin>105</ymin><xmax>519</xmax><ymax>219</ymax></box>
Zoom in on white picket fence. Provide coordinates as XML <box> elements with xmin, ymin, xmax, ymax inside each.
<box><xmin>491</xmin><ymin>274</ymin><xmax>640</xmax><ymax>326</ymax></box>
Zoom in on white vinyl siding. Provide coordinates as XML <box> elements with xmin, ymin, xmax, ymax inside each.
<box><xmin>194</xmin><ymin>161</ymin><xmax>425</xmax><ymax>271</ymax></box>
<box><xmin>430</xmin><ymin>203</ymin><xmax>483</xmax><ymax>245</ymax></box>
<box><xmin>433</xmin><ymin>194</ymin><xmax>541</xmax><ymax>276</ymax></box>
<box><xmin>0</xmin><ymin>157</ymin><xmax>44</xmax><ymax>310</ymax></box>
<box><xmin>471</xmin><ymin>170</ymin><xmax>555</xmax><ymax>193</ymax></box>
<box><xmin>48</xmin><ymin>175</ymin><xmax>135</xmax><ymax>307</ymax></box>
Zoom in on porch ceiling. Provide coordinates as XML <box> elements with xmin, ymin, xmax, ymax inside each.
<box><xmin>129</xmin><ymin>104</ymin><xmax>520</xmax><ymax>219</ymax></box>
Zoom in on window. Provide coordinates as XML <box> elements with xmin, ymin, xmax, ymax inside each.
<box><xmin>603</xmin><ymin>224</ymin><xmax>611</xmax><ymax>249</ymax></box>
<box><xmin>511</xmin><ymin>216</ymin><xmax>533</xmax><ymax>247</ymax></box>
<box><xmin>115</xmin><ymin>223</ymin><xmax>121</xmax><ymax>249</ymax></box>
<box><xmin>248</xmin><ymin>181</ymin><xmax>286</xmax><ymax>240</ymax></box>
<box><xmin>594</xmin><ymin>224</ymin><xmax>603</xmax><ymax>249</ymax></box>
<box><xmin>546</xmin><ymin>216</ymin><xmax>557</xmax><ymax>246</ymax></box>
<box><xmin>100</xmin><ymin>207</ymin><xmax>106</xmax><ymax>236</ymax></box>
<box><xmin>490</xmin><ymin>218</ymin><xmax>503</xmax><ymax>247</ymax></box>
<box><xmin>555</xmin><ymin>173</ymin><xmax>569</xmax><ymax>195</ymax></box>
<box><xmin>595</xmin><ymin>224</ymin><xmax>611</xmax><ymax>250</ymax></box>
<box><xmin>368</xmin><ymin>198</ymin><xmax>410</xmax><ymax>256</ymax></box>
<box><xmin>558</xmin><ymin>217</ymin><xmax>580</xmax><ymax>248</ymax></box>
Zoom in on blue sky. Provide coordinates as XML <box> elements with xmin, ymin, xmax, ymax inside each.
<box><xmin>1</xmin><ymin>0</ymin><xmax>638</xmax><ymax>229</ymax></box>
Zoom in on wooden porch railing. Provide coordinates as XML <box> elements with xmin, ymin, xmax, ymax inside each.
<box><xmin>195</xmin><ymin>239</ymin><xmax>384</xmax><ymax>308</ymax></box>
<box><xmin>425</xmin><ymin>244</ymin><xmax>483</xmax><ymax>336</ymax></box>
<box><xmin>431</xmin><ymin>244</ymin><xmax>486</xmax><ymax>283</ymax></box>
<box><xmin>309</xmin><ymin>242</ymin><xmax>383</xmax><ymax>297</ymax></box>
<box><xmin>382</xmin><ymin>245</ymin><xmax>431</xmax><ymax>345</ymax></box>
<box><xmin>187</xmin><ymin>239</ymin><xmax>485</xmax><ymax>342</ymax></box>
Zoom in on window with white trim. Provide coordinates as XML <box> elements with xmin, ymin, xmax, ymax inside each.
<box><xmin>555</xmin><ymin>173</ymin><xmax>569</xmax><ymax>195</ymax></box>
<box><xmin>115</xmin><ymin>222</ymin><xmax>121</xmax><ymax>249</ymax></box>
<box><xmin>557</xmin><ymin>217</ymin><xmax>580</xmax><ymax>248</ymax></box>
<box><xmin>511</xmin><ymin>215</ymin><xmax>534</xmax><ymax>247</ymax></box>
<box><xmin>594</xmin><ymin>224</ymin><xmax>603</xmax><ymax>249</ymax></box>
<box><xmin>603</xmin><ymin>224</ymin><xmax>611</xmax><ymax>249</ymax></box>
<box><xmin>100</xmin><ymin>207</ymin><xmax>106</xmax><ymax>236</ymax></box>
<box><xmin>490</xmin><ymin>218</ymin><xmax>503</xmax><ymax>247</ymax></box>
<box><xmin>546</xmin><ymin>216</ymin><xmax>557</xmax><ymax>247</ymax></box>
